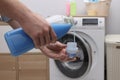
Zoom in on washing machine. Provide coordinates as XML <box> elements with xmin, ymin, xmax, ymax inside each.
<box><xmin>49</xmin><ymin>17</ymin><xmax>105</xmax><ymax>80</ymax></box>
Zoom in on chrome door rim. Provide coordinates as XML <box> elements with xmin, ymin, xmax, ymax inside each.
<box><xmin>54</xmin><ymin>32</ymin><xmax>92</xmax><ymax>79</ymax></box>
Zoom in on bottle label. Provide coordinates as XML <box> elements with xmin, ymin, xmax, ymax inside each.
<box><xmin>70</xmin><ymin>1</ymin><xmax>76</xmax><ymax>16</ymax></box>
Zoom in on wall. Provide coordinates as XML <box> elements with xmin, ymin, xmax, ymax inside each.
<box><xmin>20</xmin><ymin>0</ymin><xmax>120</xmax><ymax>34</ymax></box>
<box><xmin>0</xmin><ymin>25</ymin><xmax>12</xmax><ymax>52</ymax></box>
<box><xmin>20</xmin><ymin>0</ymin><xmax>86</xmax><ymax>17</ymax></box>
<box><xmin>106</xmin><ymin>0</ymin><xmax>120</xmax><ymax>34</ymax></box>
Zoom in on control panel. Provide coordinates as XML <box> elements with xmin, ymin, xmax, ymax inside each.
<box><xmin>73</xmin><ymin>17</ymin><xmax>105</xmax><ymax>29</ymax></box>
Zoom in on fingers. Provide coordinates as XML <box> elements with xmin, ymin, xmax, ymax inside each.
<box><xmin>40</xmin><ymin>46</ymin><xmax>60</xmax><ymax>59</ymax></box>
<box><xmin>47</xmin><ymin>41</ymin><xmax>66</xmax><ymax>51</ymax></box>
<box><xmin>32</xmin><ymin>31</ymin><xmax>45</xmax><ymax>48</ymax></box>
<box><xmin>49</xmin><ymin>27</ymin><xmax>57</xmax><ymax>43</ymax></box>
<box><xmin>29</xmin><ymin>14</ymin><xmax>57</xmax><ymax>48</ymax></box>
<box><xmin>33</xmin><ymin>31</ymin><xmax>57</xmax><ymax>48</ymax></box>
<box><xmin>62</xmin><ymin>57</ymin><xmax>76</xmax><ymax>62</ymax></box>
<box><xmin>44</xmin><ymin>31</ymin><xmax>51</xmax><ymax>44</ymax></box>
<box><xmin>40</xmin><ymin>46</ymin><xmax>75</xmax><ymax>62</ymax></box>
<box><xmin>58</xmin><ymin>49</ymin><xmax>76</xmax><ymax>62</ymax></box>
<box><xmin>32</xmin><ymin>26</ymin><xmax>57</xmax><ymax>48</ymax></box>
<box><xmin>35</xmin><ymin>13</ymin><xmax>57</xmax><ymax>45</ymax></box>
<box><xmin>39</xmin><ymin>27</ymin><xmax>57</xmax><ymax>46</ymax></box>
<box><xmin>39</xmin><ymin>36</ymin><xmax>45</xmax><ymax>46</ymax></box>
<box><xmin>55</xmin><ymin>41</ymin><xmax>66</xmax><ymax>48</ymax></box>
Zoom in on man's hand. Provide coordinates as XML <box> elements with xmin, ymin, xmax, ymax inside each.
<box><xmin>40</xmin><ymin>41</ymin><xmax>76</xmax><ymax>61</ymax></box>
<box><xmin>0</xmin><ymin>0</ymin><xmax>74</xmax><ymax>61</ymax></box>
<box><xmin>7</xmin><ymin>18</ymin><xmax>74</xmax><ymax>61</ymax></box>
<box><xmin>19</xmin><ymin>13</ymin><xmax>57</xmax><ymax>49</ymax></box>
<box><xmin>0</xmin><ymin>0</ymin><xmax>57</xmax><ymax>49</ymax></box>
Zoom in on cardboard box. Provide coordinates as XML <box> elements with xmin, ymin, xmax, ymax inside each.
<box><xmin>85</xmin><ymin>0</ymin><xmax>111</xmax><ymax>16</ymax></box>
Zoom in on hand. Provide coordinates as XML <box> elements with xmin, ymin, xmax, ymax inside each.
<box><xmin>7</xmin><ymin>13</ymin><xmax>57</xmax><ymax>48</ymax></box>
<box><xmin>40</xmin><ymin>41</ymin><xmax>76</xmax><ymax>61</ymax></box>
<box><xmin>0</xmin><ymin>0</ymin><xmax>57</xmax><ymax>48</ymax></box>
<box><xmin>19</xmin><ymin>13</ymin><xmax>57</xmax><ymax>48</ymax></box>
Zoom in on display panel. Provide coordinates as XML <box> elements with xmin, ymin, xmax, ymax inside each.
<box><xmin>83</xmin><ymin>19</ymin><xmax>98</xmax><ymax>25</ymax></box>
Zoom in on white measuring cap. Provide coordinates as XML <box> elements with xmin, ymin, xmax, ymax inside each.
<box><xmin>66</xmin><ymin>42</ymin><xmax>78</xmax><ymax>58</ymax></box>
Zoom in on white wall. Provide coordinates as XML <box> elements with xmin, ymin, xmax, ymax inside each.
<box><xmin>106</xmin><ymin>0</ymin><xmax>120</xmax><ymax>34</ymax></box>
<box><xmin>20</xmin><ymin>0</ymin><xmax>86</xmax><ymax>17</ymax></box>
<box><xmin>0</xmin><ymin>25</ymin><xmax>12</xmax><ymax>52</ymax></box>
<box><xmin>20</xmin><ymin>0</ymin><xmax>120</xmax><ymax>34</ymax></box>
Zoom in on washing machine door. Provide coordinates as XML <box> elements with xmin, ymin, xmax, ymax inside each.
<box><xmin>55</xmin><ymin>32</ymin><xmax>92</xmax><ymax>79</ymax></box>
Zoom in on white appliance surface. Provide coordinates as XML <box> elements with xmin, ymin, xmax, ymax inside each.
<box><xmin>49</xmin><ymin>17</ymin><xmax>105</xmax><ymax>80</ymax></box>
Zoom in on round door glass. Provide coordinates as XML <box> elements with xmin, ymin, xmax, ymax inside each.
<box><xmin>55</xmin><ymin>33</ymin><xmax>91</xmax><ymax>78</ymax></box>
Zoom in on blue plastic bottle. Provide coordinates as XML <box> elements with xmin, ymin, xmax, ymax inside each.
<box><xmin>4</xmin><ymin>23</ymin><xmax>72</xmax><ymax>56</ymax></box>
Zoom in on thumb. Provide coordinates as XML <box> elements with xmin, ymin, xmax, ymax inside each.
<box><xmin>55</xmin><ymin>41</ymin><xmax>66</xmax><ymax>48</ymax></box>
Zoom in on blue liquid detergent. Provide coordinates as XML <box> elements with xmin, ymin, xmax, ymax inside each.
<box><xmin>4</xmin><ymin>23</ymin><xmax>72</xmax><ymax>56</ymax></box>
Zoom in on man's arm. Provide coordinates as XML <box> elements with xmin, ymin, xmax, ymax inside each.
<box><xmin>0</xmin><ymin>0</ymin><xmax>33</xmax><ymax>23</ymax></box>
<box><xmin>0</xmin><ymin>15</ymin><xmax>21</xmax><ymax>29</ymax></box>
<box><xmin>0</xmin><ymin>0</ymin><xmax>32</xmax><ymax>23</ymax></box>
<box><xmin>0</xmin><ymin>0</ymin><xmax>57</xmax><ymax>48</ymax></box>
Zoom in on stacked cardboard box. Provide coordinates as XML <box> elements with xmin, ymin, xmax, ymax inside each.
<box><xmin>85</xmin><ymin>0</ymin><xmax>111</xmax><ymax>16</ymax></box>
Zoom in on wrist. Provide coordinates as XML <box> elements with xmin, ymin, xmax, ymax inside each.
<box><xmin>1</xmin><ymin>16</ymin><xmax>12</xmax><ymax>23</ymax></box>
